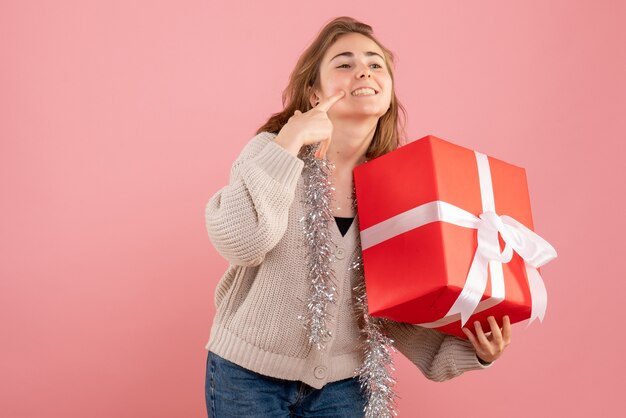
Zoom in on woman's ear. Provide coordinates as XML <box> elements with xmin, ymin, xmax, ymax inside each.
<box><xmin>308</xmin><ymin>87</ymin><xmax>320</xmax><ymax>107</ymax></box>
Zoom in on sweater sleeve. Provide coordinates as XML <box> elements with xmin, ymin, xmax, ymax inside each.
<box><xmin>204</xmin><ymin>132</ymin><xmax>305</xmax><ymax>266</ymax></box>
<box><xmin>381</xmin><ymin>319</ymin><xmax>493</xmax><ymax>382</ymax></box>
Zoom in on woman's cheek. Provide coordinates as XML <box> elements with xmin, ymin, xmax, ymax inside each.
<box><xmin>325</xmin><ymin>84</ymin><xmax>345</xmax><ymax>98</ymax></box>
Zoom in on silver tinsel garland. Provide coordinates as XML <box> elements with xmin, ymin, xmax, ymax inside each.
<box><xmin>298</xmin><ymin>143</ymin><xmax>338</xmax><ymax>351</ymax></box>
<box><xmin>299</xmin><ymin>143</ymin><xmax>398</xmax><ymax>417</ymax></box>
<box><xmin>351</xmin><ymin>252</ymin><xmax>398</xmax><ymax>418</ymax></box>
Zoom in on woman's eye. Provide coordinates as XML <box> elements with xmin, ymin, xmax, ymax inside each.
<box><xmin>337</xmin><ymin>63</ymin><xmax>383</xmax><ymax>69</ymax></box>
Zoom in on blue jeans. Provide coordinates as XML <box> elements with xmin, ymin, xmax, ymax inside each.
<box><xmin>205</xmin><ymin>351</ymin><xmax>366</xmax><ymax>417</ymax></box>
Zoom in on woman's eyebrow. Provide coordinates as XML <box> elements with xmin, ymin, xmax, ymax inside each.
<box><xmin>329</xmin><ymin>51</ymin><xmax>384</xmax><ymax>62</ymax></box>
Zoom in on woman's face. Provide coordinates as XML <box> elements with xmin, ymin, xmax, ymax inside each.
<box><xmin>312</xmin><ymin>33</ymin><xmax>393</xmax><ymax>119</ymax></box>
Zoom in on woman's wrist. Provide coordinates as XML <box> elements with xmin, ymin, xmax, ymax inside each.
<box><xmin>274</xmin><ymin>132</ymin><xmax>303</xmax><ymax>156</ymax></box>
<box><xmin>476</xmin><ymin>354</ymin><xmax>492</xmax><ymax>365</ymax></box>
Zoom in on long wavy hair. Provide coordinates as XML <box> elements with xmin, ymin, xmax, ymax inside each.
<box><xmin>255</xmin><ymin>16</ymin><xmax>408</xmax><ymax>160</ymax></box>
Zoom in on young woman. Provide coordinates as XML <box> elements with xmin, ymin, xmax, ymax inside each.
<box><xmin>203</xmin><ymin>16</ymin><xmax>511</xmax><ymax>418</ymax></box>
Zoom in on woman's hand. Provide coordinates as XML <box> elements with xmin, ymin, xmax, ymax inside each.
<box><xmin>462</xmin><ymin>315</ymin><xmax>511</xmax><ymax>364</ymax></box>
<box><xmin>274</xmin><ymin>90</ymin><xmax>346</xmax><ymax>159</ymax></box>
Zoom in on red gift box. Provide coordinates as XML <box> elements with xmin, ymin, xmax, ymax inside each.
<box><xmin>353</xmin><ymin>135</ymin><xmax>557</xmax><ymax>338</ymax></box>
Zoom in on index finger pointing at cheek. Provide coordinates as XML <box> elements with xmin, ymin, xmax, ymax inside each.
<box><xmin>316</xmin><ymin>90</ymin><xmax>346</xmax><ymax>112</ymax></box>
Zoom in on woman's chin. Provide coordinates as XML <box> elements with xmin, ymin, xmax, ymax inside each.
<box><xmin>331</xmin><ymin>107</ymin><xmax>387</xmax><ymax>119</ymax></box>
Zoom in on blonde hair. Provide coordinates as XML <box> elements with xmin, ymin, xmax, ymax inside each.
<box><xmin>255</xmin><ymin>16</ymin><xmax>408</xmax><ymax>160</ymax></box>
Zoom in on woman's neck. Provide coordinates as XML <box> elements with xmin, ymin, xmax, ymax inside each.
<box><xmin>326</xmin><ymin>122</ymin><xmax>376</xmax><ymax>171</ymax></box>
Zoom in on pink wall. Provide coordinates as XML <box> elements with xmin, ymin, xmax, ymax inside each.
<box><xmin>2</xmin><ymin>1</ymin><xmax>624</xmax><ymax>417</ymax></box>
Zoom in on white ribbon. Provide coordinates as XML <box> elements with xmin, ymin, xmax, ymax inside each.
<box><xmin>360</xmin><ymin>151</ymin><xmax>557</xmax><ymax>328</ymax></box>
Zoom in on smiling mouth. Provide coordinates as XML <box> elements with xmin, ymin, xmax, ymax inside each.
<box><xmin>351</xmin><ymin>88</ymin><xmax>378</xmax><ymax>97</ymax></box>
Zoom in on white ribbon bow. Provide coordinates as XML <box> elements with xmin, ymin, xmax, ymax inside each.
<box><xmin>360</xmin><ymin>152</ymin><xmax>557</xmax><ymax>328</ymax></box>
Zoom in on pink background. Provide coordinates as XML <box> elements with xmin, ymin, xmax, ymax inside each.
<box><xmin>2</xmin><ymin>1</ymin><xmax>624</xmax><ymax>417</ymax></box>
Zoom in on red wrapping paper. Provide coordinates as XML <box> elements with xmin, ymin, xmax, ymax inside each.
<box><xmin>354</xmin><ymin>134</ymin><xmax>542</xmax><ymax>338</ymax></box>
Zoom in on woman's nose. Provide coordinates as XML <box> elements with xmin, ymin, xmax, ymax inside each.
<box><xmin>357</xmin><ymin>66</ymin><xmax>371</xmax><ymax>78</ymax></box>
